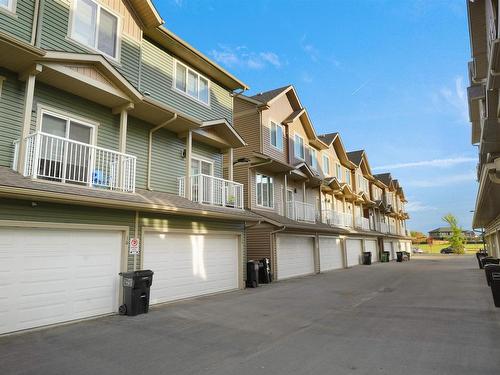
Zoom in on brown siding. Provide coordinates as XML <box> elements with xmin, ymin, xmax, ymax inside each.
<box><xmin>233</xmin><ymin>97</ymin><xmax>261</xmax><ymax>160</ymax></box>
<box><xmin>246</xmin><ymin>223</ymin><xmax>274</xmax><ymax>261</ymax></box>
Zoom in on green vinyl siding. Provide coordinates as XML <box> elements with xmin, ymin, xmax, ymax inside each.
<box><xmin>141</xmin><ymin>39</ymin><xmax>233</xmax><ymax>124</ymax></box>
<box><xmin>0</xmin><ymin>0</ymin><xmax>35</xmax><ymax>43</ymax></box>
<box><xmin>192</xmin><ymin>141</ymin><xmax>223</xmax><ymax>178</ymax></box>
<box><xmin>32</xmin><ymin>82</ymin><xmax>120</xmax><ymax>151</ymax></box>
<box><xmin>0</xmin><ymin>69</ymin><xmax>25</xmax><ymax>168</ymax></box>
<box><xmin>39</xmin><ymin>0</ymin><xmax>141</xmax><ymax>87</ymax></box>
<box><xmin>0</xmin><ymin>198</ymin><xmax>246</xmax><ymax>273</ymax></box>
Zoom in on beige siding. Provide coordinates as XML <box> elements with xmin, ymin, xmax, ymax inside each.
<box><xmin>99</xmin><ymin>0</ymin><xmax>143</xmax><ymax>42</ymax></box>
<box><xmin>233</xmin><ymin>97</ymin><xmax>261</xmax><ymax>159</ymax></box>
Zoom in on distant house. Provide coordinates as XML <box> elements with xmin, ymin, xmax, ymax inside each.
<box><xmin>428</xmin><ymin>227</ymin><xmax>478</xmax><ymax>241</ymax></box>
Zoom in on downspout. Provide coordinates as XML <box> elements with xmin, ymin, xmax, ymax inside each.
<box><xmin>270</xmin><ymin>225</ymin><xmax>287</xmax><ymax>278</ymax></box>
<box><xmin>33</xmin><ymin>0</ymin><xmax>44</xmax><ymax>47</ymax></box>
<box><xmin>147</xmin><ymin>113</ymin><xmax>178</xmax><ymax>190</ymax></box>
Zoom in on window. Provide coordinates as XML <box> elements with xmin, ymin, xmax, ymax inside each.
<box><xmin>310</xmin><ymin>147</ymin><xmax>318</xmax><ymax>170</ymax></box>
<box><xmin>191</xmin><ymin>157</ymin><xmax>213</xmax><ymax>176</ymax></box>
<box><xmin>256</xmin><ymin>173</ymin><xmax>274</xmax><ymax>208</ymax></box>
<box><xmin>270</xmin><ymin>121</ymin><xmax>284</xmax><ymax>150</ymax></box>
<box><xmin>336</xmin><ymin>164</ymin><xmax>342</xmax><ymax>180</ymax></box>
<box><xmin>345</xmin><ymin>169</ymin><xmax>351</xmax><ymax>185</ymax></box>
<box><xmin>294</xmin><ymin>134</ymin><xmax>304</xmax><ymax>160</ymax></box>
<box><xmin>0</xmin><ymin>0</ymin><xmax>15</xmax><ymax>13</ymax></box>
<box><xmin>0</xmin><ymin>76</ymin><xmax>5</xmax><ymax>98</ymax></box>
<box><xmin>323</xmin><ymin>155</ymin><xmax>330</xmax><ymax>175</ymax></box>
<box><xmin>174</xmin><ymin>60</ymin><xmax>210</xmax><ymax>105</ymax></box>
<box><xmin>70</xmin><ymin>0</ymin><xmax>119</xmax><ymax>59</ymax></box>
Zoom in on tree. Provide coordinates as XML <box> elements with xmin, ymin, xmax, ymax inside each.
<box><xmin>410</xmin><ymin>231</ymin><xmax>427</xmax><ymax>244</ymax></box>
<box><xmin>442</xmin><ymin>213</ymin><xmax>466</xmax><ymax>254</ymax></box>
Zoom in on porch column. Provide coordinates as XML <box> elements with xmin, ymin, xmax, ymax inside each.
<box><xmin>227</xmin><ymin>148</ymin><xmax>233</xmax><ymax>181</ymax></box>
<box><xmin>115</xmin><ymin>104</ymin><xmax>134</xmax><ymax>154</ymax></box>
<box><xmin>185</xmin><ymin>130</ymin><xmax>192</xmax><ymax>200</ymax></box>
<box><xmin>17</xmin><ymin>64</ymin><xmax>42</xmax><ymax>173</ymax></box>
<box><xmin>284</xmin><ymin>173</ymin><xmax>288</xmax><ymax>217</ymax></box>
<box><xmin>318</xmin><ymin>185</ymin><xmax>322</xmax><ymax>222</ymax></box>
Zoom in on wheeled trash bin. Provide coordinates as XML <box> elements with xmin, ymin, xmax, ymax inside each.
<box><xmin>259</xmin><ymin>258</ymin><xmax>272</xmax><ymax>283</ymax></box>
<box><xmin>119</xmin><ymin>270</ymin><xmax>154</xmax><ymax>316</ymax></box>
<box><xmin>246</xmin><ymin>260</ymin><xmax>259</xmax><ymax>288</ymax></box>
<box><xmin>396</xmin><ymin>251</ymin><xmax>403</xmax><ymax>262</ymax></box>
<box><xmin>362</xmin><ymin>252</ymin><xmax>372</xmax><ymax>265</ymax></box>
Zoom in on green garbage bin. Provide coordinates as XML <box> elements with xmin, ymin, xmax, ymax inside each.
<box><xmin>381</xmin><ymin>251</ymin><xmax>389</xmax><ymax>263</ymax></box>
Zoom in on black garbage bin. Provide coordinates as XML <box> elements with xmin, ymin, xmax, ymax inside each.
<box><xmin>362</xmin><ymin>252</ymin><xmax>372</xmax><ymax>265</ymax></box>
<box><xmin>484</xmin><ymin>264</ymin><xmax>500</xmax><ymax>286</ymax></box>
<box><xmin>246</xmin><ymin>260</ymin><xmax>259</xmax><ymax>288</ymax></box>
<box><xmin>481</xmin><ymin>257</ymin><xmax>500</xmax><ymax>268</ymax></box>
<box><xmin>476</xmin><ymin>252</ymin><xmax>488</xmax><ymax>269</ymax></box>
<box><xmin>490</xmin><ymin>272</ymin><xmax>500</xmax><ymax>307</ymax></box>
<box><xmin>396</xmin><ymin>251</ymin><xmax>403</xmax><ymax>262</ymax></box>
<box><xmin>119</xmin><ymin>270</ymin><xmax>154</xmax><ymax>316</ymax></box>
<box><xmin>259</xmin><ymin>258</ymin><xmax>272</xmax><ymax>284</ymax></box>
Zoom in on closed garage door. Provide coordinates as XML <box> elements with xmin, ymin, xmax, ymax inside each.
<box><xmin>319</xmin><ymin>236</ymin><xmax>343</xmax><ymax>272</ymax></box>
<box><xmin>365</xmin><ymin>240</ymin><xmax>378</xmax><ymax>262</ymax></box>
<box><xmin>0</xmin><ymin>227</ymin><xmax>122</xmax><ymax>335</ymax></box>
<box><xmin>384</xmin><ymin>240</ymin><xmax>394</xmax><ymax>260</ymax></box>
<box><xmin>143</xmin><ymin>232</ymin><xmax>239</xmax><ymax>305</ymax></box>
<box><xmin>276</xmin><ymin>235</ymin><xmax>315</xmax><ymax>280</ymax></box>
<box><xmin>346</xmin><ymin>239</ymin><xmax>362</xmax><ymax>267</ymax></box>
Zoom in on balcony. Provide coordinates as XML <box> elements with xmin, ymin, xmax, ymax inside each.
<box><xmin>355</xmin><ymin>216</ymin><xmax>370</xmax><ymax>231</ymax></box>
<box><xmin>380</xmin><ymin>222</ymin><xmax>388</xmax><ymax>233</ymax></box>
<box><xmin>287</xmin><ymin>201</ymin><xmax>316</xmax><ymax>223</ymax></box>
<box><xmin>322</xmin><ymin>209</ymin><xmax>353</xmax><ymax>228</ymax></box>
<box><xmin>178</xmin><ymin>174</ymin><xmax>244</xmax><ymax>209</ymax></box>
<box><xmin>14</xmin><ymin>132</ymin><xmax>136</xmax><ymax>192</ymax></box>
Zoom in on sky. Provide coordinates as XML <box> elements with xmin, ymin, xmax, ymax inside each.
<box><xmin>153</xmin><ymin>0</ymin><xmax>476</xmax><ymax>233</ymax></box>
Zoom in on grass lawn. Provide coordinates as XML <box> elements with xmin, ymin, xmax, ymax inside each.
<box><xmin>416</xmin><ymin>243</ymin><xmax>484</xmax><ymax>254</ymax></box>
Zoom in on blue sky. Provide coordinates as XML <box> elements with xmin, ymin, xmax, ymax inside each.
<box><xmin>154</xmin><ymin>0</ymin><xmax>476</xmax><ymax>233</ymax></box>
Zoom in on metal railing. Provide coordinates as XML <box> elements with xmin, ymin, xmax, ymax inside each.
<box><xmin>355</xmin><ymin>216</ymin><xmax>370</xmax><ymax>231</ymax></box>
<box><xmin>322</xmin><ymin>209</ymin><xmax>353</xmax><ymax>227</ymax></box>
<box><xmin>380</xmin><ymin>222</ymin><xmax>389</xmax><ymax>233</ymax></box>
<box><xmin>287</xmin><ymin>201</ymin><xmax>316</xmax><ymax>222</ymax></box>
<box><xmin>178</xmin><ymin>174</ymin><xmax>244</xmax><ymax>209</ymax></box>
<box><xmin>17</xmin><ymin>132</ymin><xmax>136</xmax><ymax>192</ymax></box>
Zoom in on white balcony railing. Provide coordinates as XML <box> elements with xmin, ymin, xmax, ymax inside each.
<box><xmin>322</xmin><ymin>209</ymin><xmax>353</xmax><ymax>228</ymax></box>
<box><xmin>355</xmin><ymin>217</ymin><xmax>370</xmax><ymax>231</ymax></box>
<box><xmin>178</xmin><ymin>174</ymin><xmax>244</xmax><ymax>209</ymax></box>
<box><xmin>380</xmin><ymin>222</ymin><xmax>389</xmax><ymax>233</ymax></box>
<box><xmin>287</xmin><ymin>201</ymin><xmax>316</xmax><ymax>222</ymax></box>
<box><xmin>389</xmin><ymin>224</ymin><xmax>397</xmax><ymax>234</ymax></box>
<box><xmin>16</xmin><ymin>132</ymin><xmax>136</xmax><ymax>192</ymax></box>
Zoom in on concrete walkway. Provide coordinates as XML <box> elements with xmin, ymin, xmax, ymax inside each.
<box><xmin>1</xmin><ymin>255</ymin><xmax>499</xmax><ymax>375</ymax></box>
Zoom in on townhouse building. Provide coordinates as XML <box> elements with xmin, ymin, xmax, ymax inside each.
<box><xmin>233</xmin><ymin>85</ymin><xmax>411</xmax><ymax>280</ymax></box>
<box><xmin>467</xmin><ymin>0</ymin><xmax>500</xmax><ymax>256</ymax></box>
<box><xmin>0</xmin><ymin>0</ymin><xmax>261</xmax><ymax>335</ymax></box>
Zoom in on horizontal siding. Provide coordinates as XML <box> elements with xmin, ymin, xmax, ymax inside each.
<box><xmin>32</xmin><ymin>83</ymin><xmax>120</xmax><ymax>152</ymax></box>
<box><xmin>192</xmin><ymin>141</ymin><xmax>223</xmax><ymax>178</ymax></box>
<box><xmin>0</xmin><ymin>0</ymin><xmax>35</xmax><ymax>42</ymax></box>
<box><xmin>0</xmin><ymin>69</ymin><xmax>25</xmax><ymax>168</ymax></box>
<box><xmin>141</xmin><ymin>38</ymin><xmax>233</xmax><ymax>124</ymax></box>
<box><xmin>125</xmin><ymin>116</ymin><xmax>152</xmax><ymax>190</ymax></box>
<box><xmin>40</xmin><ymin>0</ymin><xmax>140</xmax><ymax>87</ymax></box>
<box><xmin>233</xmin><ymin>164</ymin><xmax>249</xmax><ymax>208</ymax></box>
<box><xmin>233</xmin><ymin>97</ymin><xmax>260</xmax><ymax>159</ymax></box>
<box><xmin>247</xmin><ymin>224</ymin><xmax>273</xmax><ymax>261</ymax></box>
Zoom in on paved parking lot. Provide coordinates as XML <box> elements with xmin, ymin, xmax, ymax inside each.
<box><xmin>1</xmin><ymin>255</ymin><xmax>499</xmax><ymax>375</ymax></box>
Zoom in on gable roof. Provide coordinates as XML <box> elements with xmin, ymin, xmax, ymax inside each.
<box><xmin>374</xmin><ymin>172</ymin><xmax>392</xmax><ymax>187</ymax></box>
<box><xmin>429</xmin><ymin>227</ymin><xmax>453</xmax><ymax>233</ymax></box>
<box><xmin>250</xmin><ymin>85</ymin><xmax>292</xmax><ymax>104</ymax></box>
<box><xmin>318</xmin><ymin>132</ymin><xmax>339</xmax><ymax>146</ymax></box>
<box><xmin>347</xmin><ymin>150</ymin><xmax>364</xmax><ymax>166</ymax></box>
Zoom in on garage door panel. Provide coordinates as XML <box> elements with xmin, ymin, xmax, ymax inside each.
<box><xmin>276</xmin><ymin>235</ymin><xmax>315</xmax><ymax>280</ymax></box>
<box><xmin>144</xmin><ymin>233</ymin><xmax>239</xmax><ymax>305</ymax></box>
<box><xmin>319</xmin><ymin>237</ymin><xmax>343</xmax><ymax>271</ymax></box>
<box><xmin>346</xmin><ymin>239</ymin><xmax>362</xmax><ymax>267</ymax></box>
<box><xmin>0</xmin><ymin>228</ymin><xmax>122</xmax><ymax>335</ymax></box>
<box><xmin>365</xmin><ymin>240</ymin><xmax>378</xmax><ymax>262</ymax></box>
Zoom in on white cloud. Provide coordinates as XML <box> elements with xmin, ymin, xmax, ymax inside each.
<box><xmin>406</xmin><ymin>172</ymin><xmax>476</xmax><ymax>188</ymax></box>
<box><xmin>300</xmin><ymin>34</ymin><xmax>320</xmax><ymax>62</ymax></box>
<box><xmin>301</xmin><ymin>72</ymin><xmax>313</xmax><ymax>83</ymax></box>
<box><xmin>405</xmin><ymin>201</ymin><xmax>436</xmax><ymax>212</ymax></box>
<box><xmin>372</xmin><ymin>156</ymin><xmax>477</xmax><ymax>171</ymax></box>
<box><xmin>209</xmin><ymin>45</ymin><xmax>282</xmax><ymax>70</ymax></box>
<box><xmin>432</xmin><ymin>76</ymin><xmax>469</xmax><ymax>123</ymax></box>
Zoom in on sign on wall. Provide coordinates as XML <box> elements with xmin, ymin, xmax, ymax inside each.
<box><xmin>129</xmin><ymin>238</ymin><xmax>140</xmax><ymax>255</ymax></box>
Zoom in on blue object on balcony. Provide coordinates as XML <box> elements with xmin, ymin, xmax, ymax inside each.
<box><xmin>92</xmin><ymin>170</ymin><xmax>106</xmax><ymax>186</ymax></box>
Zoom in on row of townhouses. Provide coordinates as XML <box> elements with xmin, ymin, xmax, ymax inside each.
<box><xmin>0</xmin><ymin>0</ymin><xmax>410</xmax><ymax>335</ymax></box>
<box><xmin>467</xmin><ymin>0</ymin><xmax>500</xmax><ymax>256</ymax></box>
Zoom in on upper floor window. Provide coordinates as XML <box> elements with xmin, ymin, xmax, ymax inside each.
<box><xmin>256</xmin><ymin>173</ymin><xmax>274</xmax><ymax>208</ymax></box>
<box><xmin>294</xmin><ymin>134</ymin><xmax>304</xmax><ymax>160</ymax></box>
<box><xmin>191</xmin><ymin>157</ymin><xmax>213</xmax><ymax>176</ymax></box>
<box><xmin>270</xmin><ymin>121</ymin><xmax>284</xmax><ymax>150</ymax></box>
<box><xmin>310</xmin><ymin>147</ymin><xmax>318</xmax><ymax>170</ymax></box>
<box><xmin>174</xmin><ymin>60</ymin><xmax>210</xmax><ymax>105</ymax></box>
<box><xmin>336</xmin><ymin>163</ymin><xmax>342</xmax><ymax>180</ymax></box>
<box><xmin>0</xmin><ymin>0</ymin><xmax>15</xmax><ymax>13</ymax></box>
<box><xmin>345</xmin><ymin>168</ymin><xmax>351</xmax><ymax>185</ymax></box>
<box><xmin>70</xmin><ymin>0</ymin><xmax>119</xmax><ymax>59</ymax></box>
<box><xmin>323</xmin><ymin>155</ymin><xmax>330</xmax><ymax>175</ymax></box>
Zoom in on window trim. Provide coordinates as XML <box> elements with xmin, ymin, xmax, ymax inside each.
<box><xmin>255</xmin><ymin>172</ymin><xmax>274</xmax><ymax>209</ymax></box>
<box><xmin>293</xmin><ymin>133</ymin><xmax>305</xmax><ymax>160</ymax></box>
<box><xmin>190</xmin><ymin>155</ymin><xmax>214</xmax><ymax>176</ymax></box>
<box><xmin>269</xmin><ymin>120</ymin><xmax>284</xmax><ymax>151</ymax></box>
<box><xmin>0</xmin><ymin>0</ymin><xmax>16</xmax><ymax>15</ymax></box>
<box><xmin>68</xmin><ymin>0</ymin><xmax>122</xmax><ymax>62</ymax></box>
<box><xmin>36</xmin><ymin>106</ymin><xmax>98</xmax><ymax>146</ymax></box>
<box><xmin>336</xmin><ymin>163</ymin><xmax>342</xmax><ymax>180</ymax></box>
<box><xmin>309</xmin><ymin>147</ymin><xmax>318</xmax><ymax>170</ymax></box>
<box><xmin>322</xmin><ymin>154</ymin><xmax>330</xmax><ymax>175</ymax></box>
<box><xmin>173</xmin><ymin>59</ymin><xmax>211</xmax><ymax>107</ymax></box>
<box><xmin>0</xmin><ymin>76</ymin><xmax>5</xmax><ymax>98</ymax></box>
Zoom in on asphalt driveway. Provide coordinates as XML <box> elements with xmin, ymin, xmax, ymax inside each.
<box><xmin>1</xmin><ymin>255</ymin><xmax>499</xmax><ymax>375</ymax></box>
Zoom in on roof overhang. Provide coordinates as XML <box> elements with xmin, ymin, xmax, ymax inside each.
<box><xmin>0</xmin><ymin>31</ymin><xmax>46</xmax><ymax>73</ymax></box>
<box><xmin>129</xmin><ymin>0</ymin><xmax>163</xmax><ymax>29</ymax></box>
<box><xmin>249</xmin><ymin>153</ymin><xmax>294</xmax><ymax>173</ymax></box>
<box><xmin>145</xmin><ymin>27</ymin><xmax>248</xmax><ymax>91</ymax></box>
<box><xmin>187</xmin><ymin>119</ymin><xmax>247</xmax><ymax>150</ymax></box>
<box><xmin>473</xmin><ymin>157</ymin><xmax>500</xmax><ymax>228</ymax></box>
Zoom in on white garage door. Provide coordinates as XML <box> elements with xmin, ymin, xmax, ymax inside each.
<box><xmin>276</xmin><ymin>235</ymin><xmax>315</xmax><ymax>280</ymax></box>
<box><xmin>384</xmin><ymin>241</ymin><xmax>394</xmax><ymax>260</ymax></box>
<box><xmin>0</xmin><ymin>227</ymin><xmax>122</xmax><ymax>335</ymax></box>
<box><xmin>365</xmin><ymin>240</ymin><xmax>378</xmax><ymax>262</ymax></box>
<box><xmin>346</xmin><ymin>239</ymin><xmax>362</xmax><ymax>267</ymax></box>
<box><xmin>319</xmin><ymin>236</ymin><xmax>343</xmax><ymax>272</ymax></box>
<box><xmin>143</xmin><ymin>232</ymin><xmax>239</xmax><ymax>305</ymax></box>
